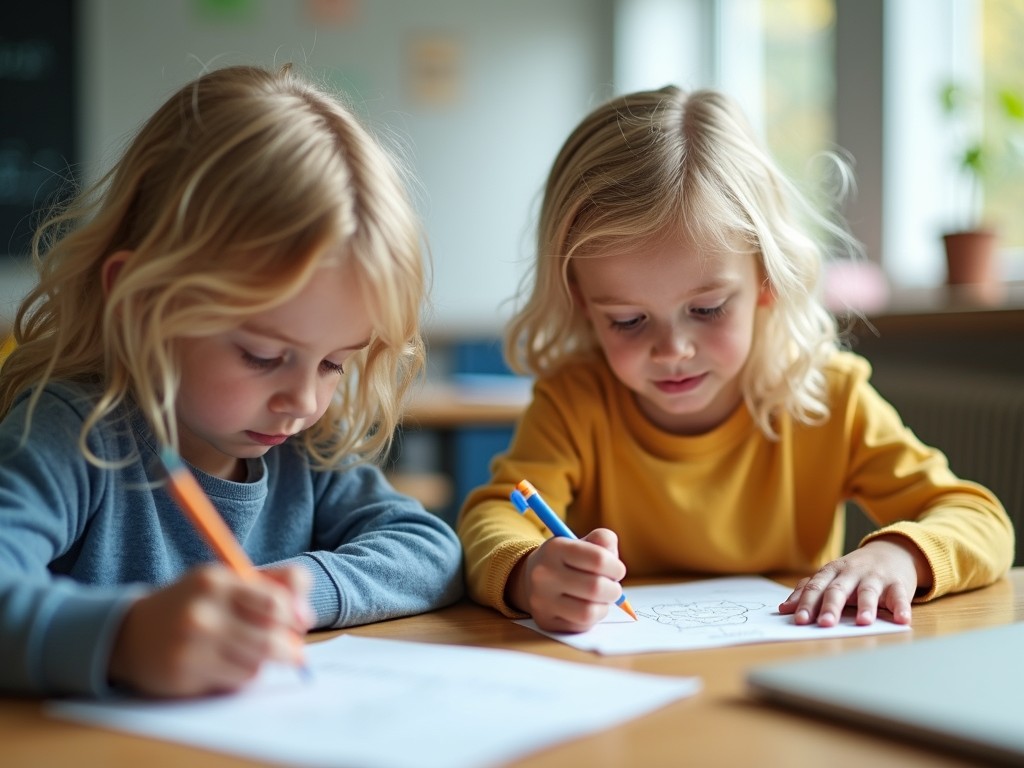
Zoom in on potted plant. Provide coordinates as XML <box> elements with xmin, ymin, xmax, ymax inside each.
<box><xmin>938</xmin><ymin>80</ymin><xmax>1024</xmax><ymax>286</ymax></box>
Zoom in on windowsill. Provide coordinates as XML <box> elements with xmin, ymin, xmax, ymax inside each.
<box><xmin>867</xmin><ymin>280</ymin><xmax>1024</xmax><ymax>317</ymax></box>
<box><xmin>843</xmin><ymin>281</ymin><xmax>1024</xmax><ymax>377</ymax></box>
<box><xmin>840</xmin><ymin>281</ymin><xmax>1024</xmax><ymax>337</ymax></box>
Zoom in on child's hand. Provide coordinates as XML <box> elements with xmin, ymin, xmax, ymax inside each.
<box><xmin>779</xmin><ymin>536</ymin><xmax>931</xmax><ymax>627</ymax></box>
<box><xmin>507</xmin><ymin>528</ymin><xmax>627</xmax><ymax>633</ymax></box>
<box><xmin>108</xmin><ymin>563</ymin><xmax>312</xmax><ymax>697</ymax></box>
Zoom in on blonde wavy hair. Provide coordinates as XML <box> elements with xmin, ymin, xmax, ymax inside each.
<box><xmin>506</xmin><ymin>86</ymin><xmax>859</xmax><ymax>437</ymax></box>
<box><xmin>0</xmin><ymin>63</ymin><xmax>425</xmax><ymax>468</ymax></box>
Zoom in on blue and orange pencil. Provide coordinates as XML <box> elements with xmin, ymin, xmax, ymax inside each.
<box><xmin>510</xmin><ymin>478</ymin><xmax>638</xmax><ymax>621</ymax></box>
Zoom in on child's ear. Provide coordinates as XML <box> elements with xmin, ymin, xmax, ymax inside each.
<box><xmin>757</xmin><ymin>280</ymin><xmax>775</xmax><ymax>307</ymax></box>
<box><xmin>101</xmin><ymin>250</ymin><xmax>133</xmax><ymax>297</ymax></box>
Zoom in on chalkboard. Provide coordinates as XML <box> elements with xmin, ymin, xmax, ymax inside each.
<box><xmin>0</xmin><ymin>2</ymin><xmax>77</xmax><ymax>257</ymax></box>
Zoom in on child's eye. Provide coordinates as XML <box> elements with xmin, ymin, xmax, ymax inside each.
<box><xmin>609</xmin><ymin>316</ymin><xmax>645</xmax><ymax>332</ymax></box>
<box><xmin>692</xmin><ymin>304</ymin><xmax>727</xmax><ymax>320</ymax></box>
<box><xmin>320</xmin><ymin>360</ymin><xmax>345</xmax><ymax>376</ymax></box>
<box><xmin>240</xmin><ymin>350</ymin><xmax>280</xmax><ymax>370</ymax></box>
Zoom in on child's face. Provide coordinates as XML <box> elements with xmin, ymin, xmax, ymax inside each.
<box><xmin>572</xmin><ymin>230</ymin><xmax>766</xmax><ymax>434</ymax></box>
<box><xmin>174</xmin><ymin>260</ymin><xmax>372</xmax><ymax>480</ymax></box>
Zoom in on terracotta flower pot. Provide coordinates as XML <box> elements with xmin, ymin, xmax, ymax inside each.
<box><xmin>942</xmin><ymin>230</ymin><xmax>998</xmax><ymax>285</ymax></box>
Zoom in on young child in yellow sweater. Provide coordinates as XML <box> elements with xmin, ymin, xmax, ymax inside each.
<box><xmin>457</xmin><ymin>86</ymin><xmax>1013</xmax><ymax>633</ymax></box>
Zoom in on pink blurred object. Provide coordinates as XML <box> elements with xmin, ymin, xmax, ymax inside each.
<box><xmin>822</xmin><ymin>259</ymin><xmax>890</xmax><ymax>314</ymax></box>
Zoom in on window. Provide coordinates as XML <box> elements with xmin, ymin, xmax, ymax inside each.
<box><xmin>981</xmin><ymin>0</ymin><xmax>1024</xmax><ymax>255</ymax></box>
<box><xmin>617</xmin><ymin>0</ymin><xmax>1022</xmax><ymax>287</ymax></box>
<box><xmin>762</xmin><ymin>0</ymin><xmax>835</xmax><ymax>184</ymax></box>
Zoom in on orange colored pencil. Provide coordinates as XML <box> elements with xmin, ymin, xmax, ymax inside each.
<box><xmin>159</xmin><ymin>447</ymin><xmax>311</xmax><ymax>678</ymax></box>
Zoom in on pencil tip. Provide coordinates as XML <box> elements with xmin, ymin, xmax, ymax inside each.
<box><xmin>621</xmin><ymin>600</ymin><xmax>639</xmax><ymax>621</ymax></box>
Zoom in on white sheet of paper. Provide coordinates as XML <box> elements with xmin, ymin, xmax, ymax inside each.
<box><xmin>516</xmin><ymin>576</ymin><xmax>911</xmax><ymax>654</ymax></box>
<box><xmin>48</xmin><ymin>635</ymin><xmax>700</xmax><ymax>768</ymax></box>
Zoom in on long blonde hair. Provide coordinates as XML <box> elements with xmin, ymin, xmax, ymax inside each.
<box><xmin>0</xmin><ymin>63</ymin><xmax>425</xmax><ymax>467</ymax></box>
<box><xmin>507</xmin><ymin>86</ymin><xmax>858</xmax><ymax>437</ymax></box>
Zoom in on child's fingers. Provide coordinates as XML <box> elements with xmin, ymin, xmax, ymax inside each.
<box><xmin>809</xmin><ymin>580</ymin><xmax>853</xmax><ymax>627</ymax></box>
<box><xmin>879</xmin><ymin>582</ymin><xmax>913</xmax><ymax>625</ymax></box>
<box><xmin>778</xmin><ymin>577</ymin><xmax>808</xmax><ymax>614</ymax></box>
<box><xmin>260</xmin><ymin>563</ymin><xmax>311</xmax><ymax>595</ymax></box>
<box><xmin>260</xmin><ymin>565</ymin><xmax>316</xmax><ymax>630</ymax></box>
<box><xmin>559</xmin><ymin>532</ymin><xmax>627</xmax><ymax>582</ymax></box>
<box><xmin>524</xmin><ymin>539</ymin><xmax>623</xmax><ymax>631</ymax></box>
<box><xmin>545</xmin><ymin>595</ymin><xmax>610</xmax><ymax>632</ymax></box>
<box><xmin>845</xmin><ymin>578</ymin><xmax>885</xmax><ymax>625</ymax></box>
<box><xmin>581</xmin><ymin>528</ymin><xmax>619</xmax><ymax>556</ymax></box>
<box><xmin>179</xmin><ymin>574</ymin><xmax>300</xmax><ymax>675</ymax></box>
<box><xmin>529</xmin><ymin>563</ymin><xmax>611</xmax><ymax>630</ymax></box>
<box><xmin>555</xmin><ymin>557</ymin><xmax>623</xmax><ymax>605</ymax></box>
<box><xmin>783</xmin><ymin>570</ymin><xmax>841</xmax><ymax>625</ymax></box>
<box><xmin>217</xmin><ymin>607</ymin><xmax>306</xmax><ymax>670</ymax></box>
<box><xmin>231</xmin><ymin>574</ymin><xmax>308</xmax><ymax>629</ymax></box>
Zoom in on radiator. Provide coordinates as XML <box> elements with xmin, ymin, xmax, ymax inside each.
<box><xmin>866</xmin><ymin>364</ymin><xmax>1023</xmax><ymax>564</ymax></box>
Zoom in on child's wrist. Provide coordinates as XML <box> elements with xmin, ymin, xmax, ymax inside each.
<box><xmin>504</xmin><ymin>553</ymin><xmax>532</xmax><ymax>613</ymax></box>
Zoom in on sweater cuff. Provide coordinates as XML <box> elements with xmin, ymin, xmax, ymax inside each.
<box><xmin>41</xmin><ymin>586</ymin><xmax>148</xmax><ymax>697</ymax></box>
<box><xmin>482</xmin><ymin>540</ymin><xmax>542</xmax><ymax>618</ymax></box>
<box><xmin>286</xmin><ymin>554</ymin><xmax>341</xmax><ymax>629</ymax></box>
<box><xmin>859</xmin><ymin>524</ymin><xmax>943</xmax><ymax>602</ymax></box>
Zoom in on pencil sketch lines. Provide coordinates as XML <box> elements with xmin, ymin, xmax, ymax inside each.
<box><xmin>637</xmin><ymin>599</ymin><xmax>767</xmax><ymax>630</ymax></box>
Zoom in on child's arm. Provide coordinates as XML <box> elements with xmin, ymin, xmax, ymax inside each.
<box><xmin>108</xmin><ymin>563</ymin><xmax>311</xmax><ymax>697</ymax></box>
<box><xmin>458</xmin><ymin>372</ymin><xmax>610</xmax><ymax>618</ymax></box>
<box><xmin>267</xmin><ymin>463</ymin><xmax>463</xmax><ymax>629</ymax></box>
<box><xmin>782</xmin><ymin>354</ymin><xmax>1015</xmax><ymax>625</ymax></box>
<box><xmin>506</xmin><ymin>528</ymin><xmax>626</xmax><ymax>632</ymax></box>
<box><xmin>0</xmin><ymin>384</ymin><xmax>310</xmax><ymax>697</ymax></box>
<box><xmin>0</xmin><ymin>387</ymin><xmax>145</xmax><ymax>696</ymax></box>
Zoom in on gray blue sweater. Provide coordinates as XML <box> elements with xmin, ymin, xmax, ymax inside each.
<box><xmin>0</xmin><ymin>383</ymin><xmax>463</xmax><ymax>696</ymax></box>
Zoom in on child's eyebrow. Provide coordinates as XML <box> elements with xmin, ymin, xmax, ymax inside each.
<box><xmin>240</xmin><ymin>322</ymin><xmax>371</xmax><ymax>352</ymax></box>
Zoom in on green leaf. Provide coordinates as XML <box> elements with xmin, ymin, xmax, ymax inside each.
<box><xmin>998</xmin><ymin>89</ymin><xmax>1024</xmax><ymax>121</ymax></box>
<box><xmin>962</xmin><ymin>144</ymin><xmax>984</xmax><ymax>175</ymax></box>
<box><xmin>940</xmin><ymin>83</ymin><xmax>962</xmax><ymax>115</ymax></box>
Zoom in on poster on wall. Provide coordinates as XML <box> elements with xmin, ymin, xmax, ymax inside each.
<box><xmin>0</xmin><ymin>2</ymin><xmax>77</xmax><ymax>257</ymax></box>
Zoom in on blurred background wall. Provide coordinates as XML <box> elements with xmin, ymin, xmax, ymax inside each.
<box><xmin>4</xmin><ymin>0</ymin><xmax>1022</xmax><ymax>335</ymax></box>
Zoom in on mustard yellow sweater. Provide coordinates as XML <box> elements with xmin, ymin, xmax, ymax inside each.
<box><xmin>457</xmin><ymin>351</ymin><xmax>1014</xmax><ymax>617</ymax></box>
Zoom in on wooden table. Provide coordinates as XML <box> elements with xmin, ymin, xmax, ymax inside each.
<box><xmin>4</xmin><ymin>570</ymin><xmax>1023</xmax><ymax>768</ymax></box>
<box><xmin>402</xmin><ymin>378</ymin><xmax>531</xmax><ymax>428</ymax></box>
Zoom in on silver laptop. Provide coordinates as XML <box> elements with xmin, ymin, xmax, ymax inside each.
<box><xmin>747</xmin><ymin>622</ymin><xmax>1024</xmax><ymax>766</ymax></box>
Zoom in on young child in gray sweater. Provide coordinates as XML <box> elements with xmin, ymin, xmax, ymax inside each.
<box><xmin>0</xmin><ymin>64</ymin><xmax>462</xmax><ymax>698</ymax></box>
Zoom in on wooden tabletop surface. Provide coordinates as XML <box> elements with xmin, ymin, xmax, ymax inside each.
<box><xmin>4</xmin><ymin>569</ymin><xmax>1023</xmax><ymax>768</ymax></box>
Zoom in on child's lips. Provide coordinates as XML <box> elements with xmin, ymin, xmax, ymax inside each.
<box><xmin>653</xmin><ymin>373</ymin><xmax>707</xmax><ymax>393</ymax></box>
<box><xmin>246</xmin><ymin>431</ymin><xmax>290</xmax><ymax>446</ymax></box>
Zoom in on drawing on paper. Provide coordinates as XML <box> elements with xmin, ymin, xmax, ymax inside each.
<box><xmin>637</xmin><ymin>600</ymin><xmax>767</xmax><ymax>630</ymax></box>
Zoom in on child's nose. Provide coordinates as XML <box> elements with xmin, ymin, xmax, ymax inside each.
<box><xmin>651</xmin><ymin>324</ymin><xmax>695</xmax><ymax>362</ymax></box>
<box><xmin>270</xmin><ymin>370</ymin><xmax>320</xmax><ymax>418</ymax></box>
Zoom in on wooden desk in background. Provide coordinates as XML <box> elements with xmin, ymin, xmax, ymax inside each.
<box><xmin>388</xmin><ymin>379</ymin><xmax>531</xmax><ymax>512</ymax></box>
<box><xmin>4</xmin><ymin>569</ymin><xmax>1023</xmax><ymax>768</ymax></box>
<box><xmin>402</xmin><ymin>378</ymin><xmax>531</xmax><ymax>428</ymax></box>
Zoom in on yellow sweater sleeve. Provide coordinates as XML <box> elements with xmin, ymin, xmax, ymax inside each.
<box><xmin>832</xmin><ymin>355</ymin><xmax>1015</xmax><ymax>599</ymax></box>
<box><xmin>457</xmin><ymin>379</ymin><xmax>587</xmax><ymax>617</ymax></box>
